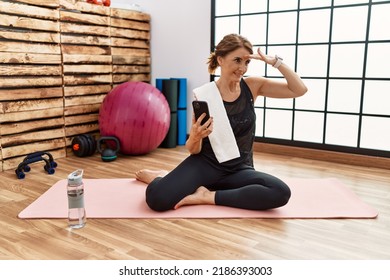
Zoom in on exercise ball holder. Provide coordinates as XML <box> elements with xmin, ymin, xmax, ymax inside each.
<box><xmin>15</xmin><ymin>151</ymin><xmax>58</xmax><ymax>179</ymax></box>
<box><xmin>97</xmin><ymin>136</ymin><xmax>120</xmax><ymax>162</ymax></box>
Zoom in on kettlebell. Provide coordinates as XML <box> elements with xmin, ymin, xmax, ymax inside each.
<box><xmin>97</xmin><ymin>136</ymin><xmax>120</xmax><ymax>162</ymax></box>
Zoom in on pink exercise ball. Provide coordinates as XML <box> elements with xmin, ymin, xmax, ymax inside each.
<box><xmin>99</xmin><ymin>81</ymin><xmax>170</xmax><ymax>155</ymax></box>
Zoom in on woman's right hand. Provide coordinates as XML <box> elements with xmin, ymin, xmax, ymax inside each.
<box><xmin>185</xmin><ymin>113</ymin><xmax>213</xmax><ymax>154</ymax></box>
<box><xmin>191</xmin><ymin>113</ymin><xmax>213</xmax><ymax>140</ymax></box>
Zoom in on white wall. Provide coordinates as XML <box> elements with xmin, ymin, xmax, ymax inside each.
<box><xmin>113</xmin><ymin>0</ymin><xmax>212</xmax><ymax>132</ymax></box>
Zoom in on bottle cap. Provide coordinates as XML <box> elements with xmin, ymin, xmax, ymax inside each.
<box><xmin>68</xmin><ymin>169</ymin><xmax>84</xmax><ymax>186</ymax></box>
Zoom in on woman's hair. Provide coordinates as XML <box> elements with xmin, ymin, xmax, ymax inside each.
<box><xmin>207</xmin><ymin>33</ymin><xmax>253</xmax><ymax>74</ymax></box>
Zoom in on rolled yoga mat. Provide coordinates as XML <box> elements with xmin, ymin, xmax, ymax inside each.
<box><xmin>162</xmin><ymin>79</ymin><xmax>178</xmax><ymax>112</ymax></box>
<box><xmin>175</xmin><ymin>78</ymin><xmax>187</xmax><ymax>145</ymax></box>
<box><xmin>158</xmin><ymin>78</ymin><xmax>179</xmax><ymax>148</ymax></box>
<box><xmin>18</xmin><ymin>178</ymin><xmax>378</xmax><ymax>219</ymax></box>
<box><xmin>160</xmin><ymin>111</ymin><xmax>177</xmax><ymax>148</ymax></box>
<box><xmin>177</xmin><ymin>109</ymin><xmax>187</xmax><ymax>145</ymax></box>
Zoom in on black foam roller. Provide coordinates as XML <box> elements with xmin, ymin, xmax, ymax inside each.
<box><xmin>162</xmin><ymin>79</ymin><xmax>179</xmax><ymax>112</ymax></box>
<box><xmin>160</xmin><ymin>112</ymin><xmax>177</xmax><ymax>148</ymax></box>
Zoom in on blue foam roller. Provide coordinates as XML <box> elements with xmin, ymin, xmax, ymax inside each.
<box><xmin>155</xmin><ymin>78</ymin><xmax>166</xmax><ymax>93</ymax></box>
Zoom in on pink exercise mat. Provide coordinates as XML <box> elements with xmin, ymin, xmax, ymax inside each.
<box><xmin>18</xmin><ymin>178</ymin><xmax>378</xmax><ymax>219</ymax></box>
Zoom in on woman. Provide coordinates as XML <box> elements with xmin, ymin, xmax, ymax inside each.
<box><xmin>136</xmin><ymin>34</ymin><xmax>307</xmax><ymax>212</ymax></box>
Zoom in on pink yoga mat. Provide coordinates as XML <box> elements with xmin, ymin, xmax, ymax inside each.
<box><xmin>18</xmin><ymin>178</ymin><xmax>378</xmax><ymax>219</ymax></box>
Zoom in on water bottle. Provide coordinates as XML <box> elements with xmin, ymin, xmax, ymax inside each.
<box><xmin>67</xmin><ymin>169</ymin><xmax>86</xmax><ymax>229</ymax></box>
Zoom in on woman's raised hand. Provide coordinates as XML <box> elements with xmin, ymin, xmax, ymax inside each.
<box><xmin>247</xmin><ymin>47</ymin><xmax>277</xmax><ymax>66</ymax></box>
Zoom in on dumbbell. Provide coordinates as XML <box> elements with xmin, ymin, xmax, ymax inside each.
<box><xmin>71</xmin><ymin>134</ymin><xmax>97</xmax><ymax>157</ymax></box>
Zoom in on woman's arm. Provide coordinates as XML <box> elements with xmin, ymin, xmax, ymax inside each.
<box><xmin>245</xmin><ymin>48</ymin><xmax>308</xmax><ymax>99</ymax></box>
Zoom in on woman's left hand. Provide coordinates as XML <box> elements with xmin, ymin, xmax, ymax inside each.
<box><xmin>248</xmin><ymin>47</ymin><xmax>276</xmax><ymax>66</ymax></box>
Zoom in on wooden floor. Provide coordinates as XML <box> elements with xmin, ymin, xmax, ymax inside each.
<box><xmin>0</xmin><ymin>146</ymin><xmax>389</xmax><ymax>260</ymax></box>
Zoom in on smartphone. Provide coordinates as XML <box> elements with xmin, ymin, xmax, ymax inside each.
<box><xmin>192</xmin><ymin>101</ymin><xmax>210</xmax><ymax>125</ymax></box>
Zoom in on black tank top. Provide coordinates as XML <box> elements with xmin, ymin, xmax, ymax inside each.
<box><xmin>199</xmin><ymin>79</ymin><xmax>256</xmax><ymax>169</ymax></box>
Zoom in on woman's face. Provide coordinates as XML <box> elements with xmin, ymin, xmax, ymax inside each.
<box><xmin>218</xmin><ymin>47</ymin><xmax>251</xmax><ymax>82</ymax></box>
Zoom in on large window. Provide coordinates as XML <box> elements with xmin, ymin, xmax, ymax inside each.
<box><xmin>212</xmin><ymin>0</ymin><xmax>390</xmax><ymax>157</ymax></box>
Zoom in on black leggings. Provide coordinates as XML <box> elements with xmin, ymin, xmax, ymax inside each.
<box><xmin>145</xmin><ymin>154</ymin><xmax>291</xmax><ymax>212</ymax></box>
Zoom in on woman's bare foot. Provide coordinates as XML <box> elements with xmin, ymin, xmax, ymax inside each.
<box><xmin>135</xmin><ymin>169</ymin><xmax>168</xmax><ymax>184</ymax></box>
<box><xmin>174</xmin><ymin>186</ymin><xmax>215</xmax><ymax>210</ymax></box>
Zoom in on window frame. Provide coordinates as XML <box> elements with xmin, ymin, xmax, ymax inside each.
<box><xmin>211</xmin><ymin>0</ymin><xmax>390</xmax><ymax>158</ymax></box>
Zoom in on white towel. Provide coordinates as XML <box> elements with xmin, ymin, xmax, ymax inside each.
<box><xmin>193</xmin><ymin>82</ymin><xmax>240</xmax><ymax>163</ymax></box>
